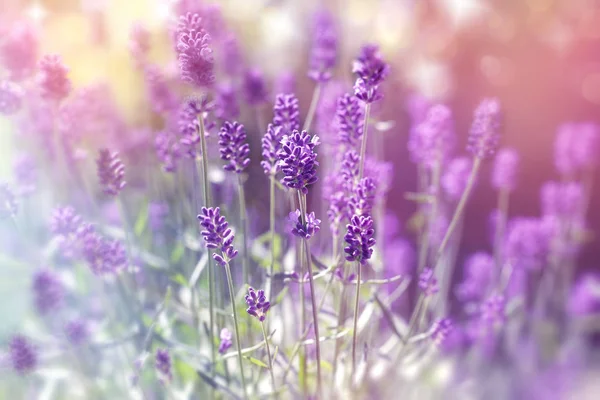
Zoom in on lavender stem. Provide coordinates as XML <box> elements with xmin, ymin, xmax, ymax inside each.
<box><xmin>357</xmin><ymin>103</ymin><xmax>372</xmax><ymax>180</ymax></box>
<box><xmin>351</xmin><ymin>260</ymin><xmax>362</xmax><ymax>380</ymax></box>
<box><xmin>260</xmin><ymin>320</ymin><xmax>278</xmax><ymax>399</ymax></box>
<box><xmin>302</xmin><ymin>83</ymin><xmax>322</xmax><ymax>132</ymax></box>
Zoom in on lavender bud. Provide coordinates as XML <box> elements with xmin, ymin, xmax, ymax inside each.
<box><xmin>198</xmin><ymin>207</ymin><xmax>238</xmax><ymax>266</ymax></box>
<box><xmin>352</xmin><ymin>44</ymin><xmax>390</xmax><ymax>103</ymax></box>
<box><xmin>96</xmin><ymin>149</ymin><xmax>126</xmax><ymax>196</ymax></box>
<box><xmin>0</xmin><ymin>80</ymin><xmax>23</xmax><ymax>115</ymax></box>
<box><xmin>492</xmin><ymin>147</ymin><xmax>519</xmax><ymax>191</ymax></box>
<box><xmin>261</xmin><ymin>124</ymin><xmax>284</xmax><ymax>175</ymax></box>
<box><xmin>273</xmin><ymin>93</ymin><xmax>300</xmax><ymax>133</ymax></box>
<box><xmin>308</xmin><ymin>10</ymin><xmax>338</xmax><ymax>83</ymax></box>
<box><xmin>155</xmin><ymin>348</ymin><xmax>173</xmax><ymax>382</ymax></box>
<box><xmin>218</xmin><ymin>121</ymin><xmax>250</xmax><ymax>173</ymax></box>
<box><xmin>336</xmin><ymin>93</ymin><xmax>364</xmax><ymax>148</ymax></box>
<box><xmin>344</xmin><ymin>215</ymin><xmax>376</xmax><ymax>265</ymax></box>
<box><xmin>245</xmin><ymin>287</ymin><xmax>271</xmax><ymax>321</ymax></box>
<box><xmin>408</xmin><ymin>104</ymin><xmax>455</xmax><ymax>168</ymax></box>
<box><xmin>218</xmin><ymin>328</ymin><xmax>232</xmax><ymax>354</ymax></box>
<box><xmin>431</xmin><ymin>318</ymin><xmax>454</xmax><ymax>346</ymax></box>
<box><xmin>243</xmin><ymin>68</ymin><xmax>268</xmax><ymax>106</ymax></box>
<box><xmin>9</xmin><ymin>335</ymin><xmax>37</xmax><ymax>375</ymax></box>
<box><xmin>277</xmin><ymin>130</ymin><xmax>320</xmax><ymax>194</ymax></box>
<box><xmin>176</xmin><ymin>14</ymin><xmax>214</xmax><ymax>88</ymax></box>
<box><xmin>418</xmin><ymin>267</ymin><xmax>439</xmax><ymax>296</ymax></box>
<box><xmin>288</xmin><ymin>209</ymin><xmax>321</xmax><ymax>240</ymax></box>
<box><xmin>442</xmin><ymin>157</ymin><xmax>473</xmax><ymax>201</ymax></box>
<box><xmin>32</xmin><ymin>269</ymin><xmax>64</xmax><ymax>315</ymax></box>
<box><xmin>38</xmin><ymin>54</ymin><xmax>72</xmax><ymax>102</ymax></box>
<box><xmin>467</xmin><ymin>98</ymin><xmax>502</xmax><ymax>159</ymax></box>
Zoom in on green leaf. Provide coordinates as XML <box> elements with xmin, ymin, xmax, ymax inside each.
<box><xmin>170</xmin><ymin>242</ymin><xmax>185</xmax><ymax>264</ymax></box>
<box><xmin>134</xmin><ymin>201</ymin><xmax>149</xmax><ymax>237</ymax></box>
<box><xmin>174</xmin><ymin>359</ymin><xmax>197</xmax><ymax>384</ymax></box>
<box><xmin>244</xmin><ymin>356</ymin><xmax>268</xmax><ymax>369</ymax></box>
<box><xmin>170</xmin><ymin>273</ymin><xmax>188</xmax><ymax>287</ymax></box>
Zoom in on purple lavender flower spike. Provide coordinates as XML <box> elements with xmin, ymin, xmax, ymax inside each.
<box><xmin>288</xmin><ymin>209</ymin><xmax>321</xmax><ymax>240</ymax></box>
<box><xmin>143</xmin><ymin>65</ymin><xmax>178</xmax><ymax>114</ymax></box>
<box><xmin>155</xmin><ymin>130</ymin><xmax>181</xmax><ymax>173</ymax></box>
<box><xmin>467</xmin><ymin>98</ymin><xmax>502</xmax><ymax>159</ymax></box>
<box><xmin>273</xmin><ymin>93</ymin><xmax>300</xmax><ymax>133</ymax></box>
<box><xmin>96</xmin><ymin>148</ymin><xmax>126</xmax><ymax>196</ymax></box>
<box><xmin>348</xmin><ymin>177</ymin><xmax>377</xmax><ymax>217</ymax></box>
<box><xmin>79</xmin><ymin>224</ymin><xmax>127</xmax><ymax>276</ymax></box>
<box><xmin>336</xmin><ymin>93</ymin><xmax>364</xmax><ymax>148</ymax></box>
<box><xmin>65</xmin><ymin>318</ymin><xmax>90</xmax><ymax>345</ymax></box>
<box><xmin>9</xmin><ymin>335</ymin><xmax>37</xmax><ymax>375</ymax></box>
<box><xmin>277</xmin><ymin>130</ymin><xmax>320</xmax><ymax>194</ymax></box>
<box><xmin>32</xmin><ymin>269</ymin><xmax>64</xmax><ymax>315</ymax></box>
<box><xmin>0</xmin><ymin>80</ymin><xmax>23</xmax><ymax>115</ymax></box>
<box><xmin>442</xmin><ymin>157</ymin><xmax>473</xmax><ymax>201</ymax></box>
<box><xmin>1</xmin><ymin>22</ymin><xmax>38</xmax><ymax>80</ymax></box>
<box><xmin>177</xmin><ymin>96</ymin><xmax>214</xmax><ymax>157</ymax></box>
<box><xmin>221</xmin><ymin>33</ymin><xmax>243</xmax><ymax>77</ymax></box>
<box><xmin>327</xmin><ymin>191</ymin><xmax>348</xmax><ymax>237</ymax></box>
<box><xmin>344</xmin><ymin>215</ymin><xmax>376</xmax><ymax>265</ymax></box>
<box><xmin>431</xmin><ymin>318</ymin><xmax>453</xmax><ymax>346</ymax></box>
<box><xmin>198</xmin><ymin>207</ymin><xmax>238</xmax><ymax>266</ymax></box>
<box><xmin>456</xmin><ymin>252</ymin><xmax>495</xmax><ymax>302</ymax></box>
<box><xmin>176</xmin><ymin>15</ymin><xmax>214</xmax><ymax>88</ymax></box>
<box><xmin>540</xmin><ymin>181</ymin><xmax>583</xmax><ymax>219</ymax></box>
<box><xmin>12</xmin><ymin>153</ymin><xmax>37</xmax><ymax>196</ymax></box>
<box><xmin>341</xmin><ymin>149</ymin><xmax>360</xmax><ymax>185</ymax></box>
<box><xmin>261</xmin><ymin>124</ymin><xmax>284</xmax><ymax>175</ymax></box>
<box><xmin>308</xmin><ymin>9</ymin><xmax>338</xmax><ymax>83</ymax></box>
<box><xmin>352</xmin><ymin>44</ymin><xmax>389</xmax><ymax>103</ymax></box>
<box><xmin>554</xmin><ymin>123</ymin><xmax>600</xmax><ymax>175</ymax></box>
<box><xmin>408</xmin><ymin>104</ymin><xmax>455</xmax><ymax>168</ymax></box>
<box><xmin>50</xmin><ymin>206</ymin><xmax>82</xmax><ymax>236</ymax></box>
<box><xmin>492</xmin><ymin>147</ymin><xmax>519</xmax><ymax>192</ymax></box>
<box><xmin>155</xmin><ymin>348</ymin><xmax>173</xmax><ymax>382</ymax></box>
<box><xmin>245</xmin><ymin>287</ymin><xmax>271</xmax><ymax>321</ymax></box>
<box><xmin>214</xmin><ymin>83</ymin><xmax>240</xmax><ymax>121</ymax></box>
<box><xmin>38</xmin><ymin>54</ymin><xmax>72</xmax><ymax>102</ymax></box>
<box><xmin>243</xmin><ymin>68</ymin><xmax>268</xmax><ymax>106</ymax></box>
<box><xmin>218</xmin><ymin>121</ymin><xmax>250</xmax><ymax>173</ymax></box>
<box><xmin>218</xmin><ymin>328</ymin><xmax>233</xmax><ymax>354</ymax></box>
<box><xmin>418</xmin><ymin>267</ymin><xmax>439</xmax><ymax>296</ymax></box>
<box><xmin>0</xmin><ymin>183</ymin><xmax>18</xmax><ymax>219</ymax></box>
<box><xmin>505</xmin><ymin>217</ymin><xmax>551</xmax><ymax>270</ymax></box>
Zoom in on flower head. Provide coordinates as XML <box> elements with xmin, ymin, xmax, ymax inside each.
<box><xmin>155</xmin><ymin>130</ymin><xmax>181</xmax><ymax>173</ymax></box>
<box><xmin>1</xmin><ymin>22</ymin><xmax>38</xmax><ymax>80</ymax></box>
<box><xmin>198</xmin><ymin>207</ymin><xmax>238</xmax><ymax>266</ymax></box>
<box><xmin>336</xmin><ymin>93</ymin><xmax>364</xmax><ymax>148</ymax></box>
<box><xmin>288</xmin><ymin>210</ymin><xmax>321</xmax><ymax>239</ymax></box>
<box><xmin>431</xmin><ymin>318</ymin><xmax>454</xmax><ymax>346</ymax></box>
<box><xmin>467</xmin><ymin>98</ymin><xmax>502</xmax><ymax>159</ymax></box>
<box><xmin>308</xmin><ymin>10</ymin><xmax>337</xmax><ymax>82</ymax></box>
<box><xmin>348</xmin><ymin>177</ymin><xmax>377</xmax><ymax>217</ymax></box>
<box><xmin>492</xmin><ymin>148</ymin><xmax>519</xmax><ymax>191</ymax></box>
<box><xmin>218</xmin><ymin>121</ymin><xmax>250</xmax><ymax>173</ymax></box>
<box><xmin>341</xmin><ymin>149</ymin><xmax>360</xmax><ymax>185</ymax></box>
<box><xmin>176</xmin><ymin>15</ymin><xmax>214</xmax><ymax>88</ymax></box>
<box><xmin>456</xmin><ymin>252</ymin><xmax>495</xmax><ymax>302</ymax></box>
<box><xmin>79</xmin><ymin>224</ymin><xmax>127</xmax><ymax>276</ymax></box>
<box><xmin>143</xmin><ymin>65</ymin><xmax>178</xmax><ymax>114</ymax></box>
<box><xmin>554</xmin><ymin>123</ymin><xmax>600</xmax><ymax>175</ymax></box>
<box><xmin>9</xmin><ymin>335</ymin><xmax>37</xmax><ymax>375</ymax></box>
<box><xmin>96</xmin><ymin>149</ymin><xmax>126</xmax><ymax>196</ymax></box>
<box><xmin>38</xmin><ymin>54</ymin><xmax>72</xmax><ymax>102</ymax></box>
<box><xmin>352</xmin><ymin>44</ymin><xmax>389</xmax><ymax>103</ymax></box>
<box><xmin>261</xmin><ymin>124</ymin><xmax>285</xmax><ymax>175</ymax></box>
<box><xmin>243</xmin><ymin>68</ymin><xmax>268</xmax><ymax>106</ymax></box>
<box><xmin>408</xmin><ymin>104</ymin><xmax>455</xmax><ymax>168</ymax></box>
<box><xmin>155</xmin><ymin>349</ymin><xmax>173</xmax><ymax>382</ymax></box>
<box><xmin>418</xmin><ymin>267</ymin><xmax>439</xmax><ymax>296</ymax></box>
<box><xmin>32</xmin><ymin>269</ymin><xmax>64</xmax><ymax>315</ymax></box>
<box><xmin>218</xmin><ymin>328</ymin><xmax>232</xmax><ymax>354</ymax></box>
<box><xmin>540</xmin><ymin>181</ymin><xmax>583</xmax><ymax>219</ymax></box>
<box><xmin>273</xmin><ymin>93</ymin><xmax>300</xmax><ymax>133</ymax></box>
<box><xmin>505</xmin><ymin>218</ymin><xmax>551</xmax><ymax>270</ymax></box>
<box><xmin>0</xmin><ymin>80</ymin><xmax>23</xmax><ymax>115</ymax></box>
<box><xmin>277</xmin><ymin>130</ymin><xmax>320</xmax><ymax>194</ymax></box>
<box><xmin>442</xmin><ymin>157</ymin><xmax>473</xmax><ymax>201</ymax></box>
<box><xmin>344</xmin><ymin>215</ymin><xmax>376</xmax><ymax>265</ymax></box>
<box><xmin>245</xmin><ymin>287</ymin><xmax>271</xmax><ymax>321</ymax></box>
<box><xmin>65</xmin><ymin>318</ymin><xmax>90</xmax><ymax>345</ymax></box>
<box><xmin>214</xmin><ymin>83</ymin><xmax>240</xmax><ymax>121</ymax></box>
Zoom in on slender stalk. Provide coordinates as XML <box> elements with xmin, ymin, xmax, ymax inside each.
<box><xmin>302</xmin><ymin>83</ymin><xmax>322</xmax><ymax>132</ymax></box>
<box><xmin>332</xmin><ymin>266</ymin><xmax>348</xmax><ymax>379</ymax></box>
<box><xmin>260</xmin><ymin>321</ymin><xmax>278</xmax><ymax>398</ymax></box>
<box><xmin>267</xmin><ymin>175</ymin><xmax>276</xmax><ymax>300</ymax></box>
<box><xmin>298</xmin><ymin>237</ymin><xmax>308</xmax><ymax>397</ymax></box>
<box><xmin>237</xmin><ymin>175</ymin><xmax>250</xmax><ymax>286</ymax></box>
<box><xmin>417</xmin><ymin>161</ymin><xmax>441</xmax><ymax>273</ymax></box>
<box><xmin>303</xmin><ymin>235</ymin><xmax>323</xmax><ymax>398</ymax></box>
<box><xmin>493</xmin><ymin>188</ymin><xmax>510</xmax><ymax>279</ymax></box>
<box><xmin>224</xmin><ymin>262</ymin><xmax>249</xmax><ymax>400</ymax></box>
<box><xmin>357</xmin><ymin>103</ymin><xmax>372</xmax><ymax>180</ymax></box>
<box><xmin>351</xmin><ymin>261</ymin><xmax>361</xmax><ymax>379</ymax></box>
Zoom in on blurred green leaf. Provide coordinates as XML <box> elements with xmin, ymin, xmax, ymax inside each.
<box><xmin>244</xmin><ymin>356</ymin><xmax>268</xmax><ymax>369</ymax></box>
<box><xmin>134</xmin><ymin>200</ymin><xmax>149</xmax><ymax>237</ymax></box>
<box><xmin>174</xmin><ymin>358</ymin><xmax>197</xmax><ymax>384</ymax></box>
<box><xmin>170</xmin><ymin>242</ymin><xmax>185</xmax><ymax>264</ymax></box>
<box><xmin>170</xmin><ymin>273</ymin><xmax>188</xmax><ymax>287</ymax></box>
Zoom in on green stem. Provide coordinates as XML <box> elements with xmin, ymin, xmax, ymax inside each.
<box><xmin>358</xmin><ymin>103</ymin><xmax>372</xmax><ymax>180</ymax></box>
<box><xmin>261</xmin><ymin>321</ymin><xmax>278</xmax><ymax>398</ymax></box>
<box><xmin>303</xmin><ymin>236</ymin><xmax>323</xmax><ymax>398</ymax></box>
<box><xmin>238</xmin><ymin>175</ymin><xmax>249</xmax><ymax>287</ymax></box>
<box><xmin>332</xmin><ymin>265</ymin><xmax>347</xmax><ymax>379</ymax></box>
<box><xmin>351</xmin><ymin>261</ymin><xmax>361</xmax><ymax>380</ymax></box>
<box><xmin>267</xmin><ymin>175</ymin><xmax>276</xmax><ymax>300</ymax></box>
<box><xmin>302</xmin><ymin>83</ymin><xmax>322</xmax><ymax>132</ymax></box>
<box><xmin>224</xmin><ymin>261</ymin><xmax>249</xmax><ymax>400</ymax></box>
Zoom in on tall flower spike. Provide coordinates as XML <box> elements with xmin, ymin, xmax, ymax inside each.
<box><xmin>38</xmin><ymin>54</ymin><xmax>72</xmax><ymax>102</ymax></box>
<box><xmin>277</xmin><ymin>130</ymin><xmax>320</xmax><ymax>194</ymax></box>
<box><xmin>344</xmin><ymin>215</ymin><xmax>376</xmax><ymax>265</ymax></box>
<box><xmin>79</xmin><ymin>224</ymin><xmax>127</xmax><ymax>276</ymax></box>
<box><xmin>352</xmin><ymin>44</ymin><xmax>389</xmax><ymax>103</ymax></box>
<box><xmin>442</xmin><ymin>157</ymin><xmax>473</xmax><ymax>201</ymax></box>
<box><xmin>1</xmin><ymin>22</ymin><xmax>38</xmax><ymax>80</ymax></box>
<box><xmin>0</xmin><ymin>80</ymin><xmax>23</xmax><ymax>115</ymax></box>
<box><xmin>218</xmin><ymin>121</ymin><xmax>250</xmax><ymax>173</ymax></box>
<box><xmin>176</xmin><ymin>17</ymin><xmax>214</xmax><ymax>88</ymax></box>
<box><xmin>198</xmin><ymin>207</ymin><xmax>238</xmax><ymax>266</ymax></box>
<box><xmin>214</xmin><ymin>83</ymin><xmax>240</xmax><ymax>121</ymax></box>
<box><xmin>308</xmin><ymin>10</ymin><xmax>338</xmax><ymax>83</ymax></box>
<box><xmin>418</xmin><ymin>267</ymin><xmax>439</xmax><ymax>296</ymax></box>
<box><xmin>273</xmin><ymin>93</ymin><xmax>300</xmax><ymax>133</ymax></box>
<box><xmin>336</xmin><ymin>93</ymin><xmax>364</xmax><ymax>148</ymax></box>
<box><xmin>245</xmin><ymin>287</ymin><xmax>271</xmax><ymax>321</ymax></box>
<box><xmin>243</xmin><ymin>68</ymin><xmax>268</xmax><ymax>106</ymax></box>
<box><xmin>96</xmin><ymin>149</ymin><xmax>126</xmax><ymax>196</ymax></box>
<box><xmin>467</xmin><ymin>98</ymin><xmax>502</xmax><ymax>159</ymax></box>
<box><xmin>32</xmin><ymin>269</ymin><xmax>64</xmax><ymax>315</ymax></box>
<box><xmin>341</xmin><ymin>149</ymin><xmax>360</xmax><ymax>185</ymax></box>
<box><xmin>9</xmin><ymin>335</ymin><xmax>37</xmax><ymax>375</ymax></box>
<box><xmin>155</xmin><ymin>349</ymin><xmax>173</xmax><ymax>382</ymax></box>
<box><xmin>492</xmin><ymin>148</ymin><xmax>519</xmax><ymax>192</ymax></box>
<box><xmin>288</xmin><ymin>209</ymin><xmax>321</xmax><ymax>239</ymax></box>
<box><xmin>348</xmin><ymin>177</ymin><xmax>376</xmax><ymax>217</ymax></box>
<box><xmin>261</xmin><ymin>124</ymin><xmax>284</xmax><ymax>175</ymax></box>
<box><xmin>408</xmin><ymin>104</ymin><xmax>455</xmax><ymax>168</ymax></box>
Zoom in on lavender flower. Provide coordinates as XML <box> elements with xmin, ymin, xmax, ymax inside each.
<box><xmin>431</xmin><ymin>318</ymin><xmax>454</xmax><ymax>346</ymax></box>
<box><xmin>480</xmin><ymin>294</ymin><xmax>506</xmax><ymax>325</ymax></box>
<box><xmin>492</xmin><ymin>148</ymin><xmax>519</xmax><ymax>192</ymax></box>
<box><xmin>155</xmin><ymin>130</ymin><xmax>181</xmax><ymax>172</ymax></box>
<box><xmin>79</xmin><ymin>224</ymin><xmax>127</xmax><ymax>276</ymax></box>
<box><xmin>352</xmin><ymin>44</ymin><xmax>389</xmax><ymax>103</ymax></box>
<box><xmin>273</xmin><ymin>93</ymin><xmax>300</xmax><ymax>133</ymax></box>
<box><xmin>418</xmin><ymin>267</ymin><xmax>439</xmax><ymax>296</ymax></box>
<box><xmin>245</xmin><ymin>287</ymin><xmax>271</xmax><ymax>321</ymax></box>
<box><xmin>336</xmin><ymin>93</ymin><xmax>365</xmax><ymax>148</ymax></box>
<box><xmin>177</xmin><ymin>96</ymin><xmax>214</xmax><ymax>157</ymax></box>
<box><xmin>344</xmin><ymin>215</ymin><xmax>376</xmax><ymax>265</ymax></box>
<box><xmin>96</xmin><ymin>149</ymin><xmax>126</xmax><ymax>196</ymax></box>
<box><xmin>143</xmin><ymin>65</ymin><xmax>178</xmax><ymax>114</ymax></box>
<box><xmin>214</xmin><ymin>83</ymin><xmax>240</xmax><ymax>121</ymax></box>
<box><xmin>50</xmin><ymin>206</ymin><xmax>82</xmax><ymax>235</ymax></box>
<box><xmin>442</xmin><ymin>157</ymin><xmax>473</xmax><ymax>201</ymax></box>
<box><xmin>540</xmin><ymin>181</ymin><xmax>583</xmax><ymax>219</ymax></box>
<box><xmin>0</xmin><ymin>183</ymin><xmax>18</xmax><ymax>219</ymax></box>
<box><xmin>277</xmin><ymin>130</ymin><xmax>320</xmax><ymax>194</ymax></box>
<box><xmin>198</xmin><ymin>207</ymin><xmax>238</xmax><ymax>266</ymax></box>
<box><xmin>341</xmin><ymin>149</ymin><xmax>360</xmax><ymax>185</ymax></box>
<box><xmin>218</xmin><ymin>121</ymin><xmax>250</xmax><ymax>173</ymax></box>
<box><xmin>408</xmin><ymin>104</ymin><xmax>455</xmax><ymax>168</ymax></box>
<box><xmin>243</xmin><ymin>68</ymin><xmax>268</xmax><ymax>105</ymax></box>
<box><xmin>176</xmin><ymin>15</ymin><xmax>214</xmax><ymax>88</ymax></box>
<box><xmin>308</xmin><ymin>10</ymin><xmax>337</xmax><ymax>82</ymax></box>
<box><xmin>155</xmin><ymin>349</ymin><xmax>172</xmax><ymax>382</ymax></box>
<box><xmin>32</xmin><ymin>269</ymin><xmax>64</xmax><ymax>315</ymax></box>
<box><xmin>554</xmin><ymin>123</ymin><xmax>600</xmax><ymax>175</ymax></box>
<box><xmin>0</xmin><ymin>80</ymin><xmax>23</xmax><ymax>115</ymax></box>
<box><xmin>38</xmin><ymin>54</ymin><xmax>72</xmax><ymax>102</ymax></box>
<box><xmin>129</xmin><ymin>22</ymin><xmax>150</xmax><ymax>64</ymax></box>
<box><xmin>261</xmin><ymin>124</ymin><xmax>284</xmax><ymax>175</ymax></box>
<box><xmin>467</xmin><ymin>98</ymin><xmax>502</xmax><ymax>159</ymax></box>
<box><xmin>1</xmin><ymin>22</ymin><xmax>38</xmax><ymax>80</ymax></box>
<box><xmin>505</xmin><ymin>218</ymin><xmax>551</xmax><ymax>270</ymax></box>
<box><xmin>12</xmin><ymin>153</ymin><xmax>36</xmax><ymax>196</ymax></box>
<box><xmin>288</xmin><ymin>209</ymin><xmax>321</xmax><ymax>239</ymax></box>
<box><xmin>9</xmin><ymin>335</ymin><xmax>36</xmax><ymax>375</ymax></box>
<box><xmin>348</xmin><ymin>177</ymin><xmax>376</xmax><ymax>217</ymax></box>
<box><xmin>456</xmin><ymin>252</ymin><xmax>495</xmax><ymax>302</ymax></box>
<box><xmin>327</xmin><ymin>191</ymin><xmax>348</xmax><ymax>236</ymax></box>
<box><xmin>221</xmin><ymin>33</ymin><xmax>243</xmax><ymax>76</ymax></box>
<box><xmin>218</xmin><ymin>328</ymin><xmax>232</xmax><ymax>354</ymax></box>
<box><xmin>65</xmin><ymin>319</ymin><xmax>90</xmax><ymax>345</ymax></box>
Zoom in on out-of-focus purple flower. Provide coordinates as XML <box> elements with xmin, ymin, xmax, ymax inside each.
<box><xmin>38</xmin><ymin>55</ymin><xmax>72</xmax><ymax>102</ymax></box>
<box><xmin>96</xmin><ymin>149</ymin><xmax>126</xmax><ymax>196</ymax></box>
<box><xmin>243</xmin><ymin>68</ymin><xmax>268</xmax><ymax>106</ymax></box>
<box><xmin>1</xmin><ymin>22</ymin><xmax>38</xmax><ymax>80</ymax></box>
<box><xmin>176</xmin><ymin>14</ymin><xmax>214</xmax><ymax>88</ymax></box>
<box><xmin>568</xmin><ymin>274</ymin><xmax>600</xmax><ymax>316</ymax></box>
<box><xmin>554</xmin><ymin>123</ymin><xmax>600</xmax><ymax>175</ymax></box>
<box><xmin>79</xmin><ymin>224</ymin><xmax>127</xmax><ymax>276</ymax></box>
<box><xmin>218</xmin><ymin>328</ymin><xmax>232</xmax><ymax>354</ymax></box>
<box><xmin>344</xmin><ymin>215</ymin><xmax>376</xmax><ymax>265</ymax></box>
<box><xmin>431</xmin><ymin>318</ymin><xmax>453</xmax><ymax>346</ymax></box>
<box><xmin>129</xmin><ymin>22</ymin><xmax>150</xmax><ymax>65</ymax></box>
<box><xmin>221</xmin><ymin>33</ymin><xmax>244</xmax><ymax>77</ymax></box>
<box><xmin>155</xmin><ymin>130</ymin><xmax>181</xmax><ymax>173</ymax></box>
<box><xmin>149</xmin><ymin>202</ymin><xmax>169</xmax><ymax>231</ymax></box>
<box><xmin>155</xmin><ymin>348</ymin><xmax>172</xmax><ymax>382</ymax></box>
<box><xmin>308</xmin><ymin>9</ymin><xmax>337</xmax><ymax>82</ymax></box>
<box><xmin>0</xmin><ymin>183</ymin><xmax>18</xmax><ymax>219</ymax></box>
<box><xmin>480</xmin><ymin>293</ymin><xmax>506</xmax><ymax>325</ymax></box>
<box><xmin>418</xmin><ymin>267</ymin><xmax>439</xmax><ymax>296</ymax></box>
<box><xmin>336</xmin><ymin>93</ymin><xmax>364</xmax><ymax>148</ymax></box>
<box><xmin>364</xmin><ymin>157</ymin><xmax>394</xmax><ymax>200</ymax></box>
<box><xmin>540</xmin><ymin>181</ymin><xmax>583</xmax><ymax>219</ymax></box>
<box><xmin>214</xmin><ymin>83</ymin><xmax>240</xmax><ymax>121</ymax></box>
<box><xmin>384</xmin><ymin>238</ymin><xmax>415</xmax><ymax>277</ymax></box>
<box><xmin>198</xmin><ymin>207</ymin><xmax>238</xmax><ymax>266</ymax></box>
<box><xmin>274</xmin><ymin>71</ymin><xmax>296</xmax><ymax>96</ymax></box>
<box><xmin>505</xmin><ymin>218</ymin><xmax>550</xmax><ymax>270</ymax></box>
<box><xmin>0</xmin><ymin>80</ymin><xmax>23</xmax><ymax>115</ymax></box>
<box><xmin>65</xmin><ymin>318</ymin><xmax>90</xmax><ymax>345</ymax></box>
<box><xmin>32</xmin><ymin>269</ymin><xmax>64</xmax><ymax>315</ymax></box>
<box><xmin>261</xmin><ymin>124</ymin><xmax>284</xmax><ymax>176</ymax></box>
<box><xmin>408</xmin><ymin>104</ymin><xmax>455</xmax><ymax>168</ymax></box>
<box><xmin>467</xmin><ymin>98</ymin><xmax>502</xmax><ymax>159</ymax></box>
<box><xmin>288</xmin><ymin>209</ymin><xmax>321</xmax><ymax>240</ymax></box>
<box><xmin>327</xmin><ymin>191</ymin><xmax>348</xmax><ymax>237</ymax></box>
<box><xmin>218</xmin><ymin>121</ymin><xmax>250</xmax><ymax>173</ymax></box>
<box><xmin>12</xmin><ymin>153</ymin><xmax>37</xmax><ymax>196</ymax></box>
<box><xmin>442</xmin><ymin>157</ymin><xmax>473</xmax><ymax>201</ymax></box>
<box><xmin>9</xmin><ymin>335</ymin><xmax>36</xmax><ymax>375</ymax></box>
<box><xmin>341</xmin><ymin>149</ymin><xmax>360</xmax><ymax>185</ymax></box>
<box><xmin>277</xmin><ymin>130</ymin><xmax>320</xmax><ymax>194</ymax></box>
<box><xmin>348</xmin><ymin>177</ymin><xmax>376</xmax><ymax>217</ymax></box>
<box><xmin>273</xmin><ymin>93</ymin><xmax>300</xmax><ymax>133</ymax></box>
<box><xmin>143</xmin><ymin>65</ymin><xmax>178</xmax><ymax>114</ymax></box>
<box><xmin>177</xmin><ymin>96</ymin><xmax>214</xmax><ymax>157</ymax></box>
<box><xmin>245</xmin><ymin>287</ymin><xmax>271</xmax><ymax>321</ymax></box>
<box><xmin>50</xmin><ymin>206</ymin><xmax>82</xmax><ymax>236</ymax></box>
<box><xmin>352</xmin><ymin>44</ymin><xmax>389</xmax><ymax>103</ymax></box>
<box><xmin>456</xmin><ymin>252</ymin><xmax>495</xmax><ymax>302</ymax></box>
<box><xmin>492</xmin><ymin>148</ymin><xmax>519</xmax><ymax>192</ymax></box>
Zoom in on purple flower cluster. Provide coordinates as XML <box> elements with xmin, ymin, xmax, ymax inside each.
<box><xmin>554</xmin><ymin>123</ymin><xmax>599</xmax><ymax>176</ymax></box>
<box><xmin>492</xmin><ymin>148</ymin><xmax>519</xmax><ymax>192</ymax></box>
<box><xmin>96</xmin><ymin>149</ymin><xmax>126</xmax><ymax>196</ymax></box>
<box><xmin>408</xmin><ymin>104</ymin><xmax>455</xmax><ymax>168</ymax></box>
<box><xmin>155</xmin><ymin>348</ymin><xmax>172</xmax><ymax>382</ymax></box>
<box><xmin>505</xmin><ymin>218</ymin><xmax>551</xmax><ymax>270</ymax></box>
<box><xmin>0</xmin><ymin>80</ymin><xmax>23</xmax><ymax>115</ymax></box>
<box><xmin>273</xmin><ymin>93</ymin><xmax>300</xmax><ymax>133</ymax></box>
<box><xmin>143</xmin><ymin>65</ymin><xmax>178</xmax><ymax>114</ymax></box>
<box><xmin>261</xmin><ymin>124</ymin><xmax>284</xmax><ymax>175</ymax></box>
<box><xmin>198</xmin><ymin>207</ymin><xmax>238</xmax><ymax>266</ymax></box>
<box><xmin>288</xmin><ymin>209</ymin><xmax>321</xmax><ymax>240</ymax></box>
<box><xmin>442</xmin><ymin>157</ymin><xmax>473</xmax><ymax>201</ymax></box>
<box><xmin>79</xmin><ymin>224</ymin><xmax>127</xmax><ymax>276</ymax></box>
<box><xmin>467</xmin><ymin>98</ymin><xmax>502</xmax><ymax>159</ymax></box>
<box><xmin>348</xmin><ymin>177</ymin><xmax>377</xmax><ymax>217</ymax></box>
<box><xmin>218</xmin><ymin>121</ymin><xmax>250</xmax><ymax>173</ymax></box>
<box><xmin>9</xmin><ymin>335</ymin><xmax>37</xmax><ymax>375</ymax></box>
<box><xmin>155</xmin><ymin>130</ymin><xmax>182</xmax><ymax>172</ymax></box>
<box><xmin>245</xmin><ymin>287</ymin><xmax>271</xmax><ymax>321</ymax></box>
<box><xmin>243</xmin><ymin>68</ymin><xmax>268</xmax><ymax>106</ymax></box>
<box><xmin>431</xmin><ymin>318</ymin><xmax>454</xmax><ymax>346</ymax></box>
<box><xmin>456</xmin><ymin>252</ymin><xmax>495</xmax><ymax>302</ymax></box>
<box><xmin>175</xmin><ymin>13</ymin><xmax>215</xmax><ymax>88</ymax></box>
<box><xmin>65</xmin><ymin>318</ymin><xmax>90</xmax><ymax>345</ymax></box>
<box><xmin>277</xmin><ymin>130</ymin><xmax>320</xmax><ymax>194</ymax></box>
<box><xmin>540</xmin><ymin>181</ymin><xmax>583</xmax><ymax>219</ymax></box>
<box><xmin>344</xmin><ymin>215</ymin><xmax>376</xmax><ymax>265</ymax></box>
<box><xmin>218</xmin><ymin>328</ymin><xmax>232</xmax><ymax>354</ymax></box>
<box><xmin>308</xmin><ymin>10</ymin><xmax>338</xmax><ymax>83</ymax></box>
<box><xmin>336</xmin><ymin>93</ymin><xmax>364</xmax><ymax>148</ymax></box>
<box><xmin>352</xmin><ymin>44</ymin><xmax>389</xmax><ymax>103</ymax></box>
<box><xmin>32</xmin><ymin>269</ymin><xmax>64</xmax><ymax>315</ymax></box>
<box><xmin>418</xmin><ymin>267</ymin><xmax>439</xmax><ymax>296</ymax></box>
<box><xmin>1</xmin><ymin>22</ymin><xmax>38</xmax><ymax>80</ymax></box>
<box><xmin>38</xmin><ymin>54</ymin><xmax>72</xmax><ymax>102</ymax></box>
<box><xmin>341</xmin><ymin>149</ymin><xmax>360</xmax><ymax>185</ymax></box>
<box><xmin>177</xmin><ymin>96</ymin><xmax>214</xmax><ymax>157</ymax></box>
<box><xmin>12</xmin><ymin>154</ymin><xmax>37</xmax><ymax>196</ymax></box>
